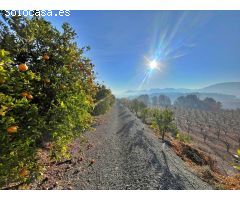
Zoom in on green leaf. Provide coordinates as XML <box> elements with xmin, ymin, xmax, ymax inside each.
<box><xmin>233</xmin><ymin>165</ymin><xmax>240</xmax><ymax>171</ymax></box>
<box><xmin>237</xmin><ymin>149</ymin><xmax>240</xmax><ymax>157</ymax></box>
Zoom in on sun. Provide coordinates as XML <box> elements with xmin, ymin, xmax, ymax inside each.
<box><xmin>149</xmin><ymin>60</ymin><xmax>158</xmax><ymax>69</ymax></box>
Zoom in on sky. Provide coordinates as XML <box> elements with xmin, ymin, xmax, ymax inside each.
<box><xmin>47</xmin><ymin>11</ymin><xmax>240</xmax><ymax>95</ymax></box>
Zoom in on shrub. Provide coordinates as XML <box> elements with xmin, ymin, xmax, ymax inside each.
<box><xmin>130</xmin><ymin>99</ymin><xmax>146</xmax><ymax>116</ymax></box>
<box><xmin>233</xmin><ymin>149</ymin><xmax>240</xmax><ymax>171</ymax></box>
<box><xmin>176</xmin><ymin>133</ymin><xmax>191</xmax><ymax>143</ymax></box>
<box><xmin>140</xmin><ymin>107</ymin><xmax>150</xmax><ymax>124</ymax></box>
<box><xmin>92</xmin><ymin>85</ymin><xmax>115</xmax><ymax>116</ymax></box>
<box><xmin>151</xmin><ymin>109</ymin><xmax>176</xmax><ymax>140</ymax></box>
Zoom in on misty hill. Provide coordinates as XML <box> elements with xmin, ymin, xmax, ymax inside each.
<box><xmin>125</xmin><ymin>88</ymin><xmax>193</xmax><ymax>95</ymax></box>
<box><xmin>124</xmin><ymin>82</ymin><xmax>240</xmax><ymax>109</ymax></box>
<box><xmin>199</xmin><ymin>82</ymin><xmax>240</xmax><ymax>97</ymax></box>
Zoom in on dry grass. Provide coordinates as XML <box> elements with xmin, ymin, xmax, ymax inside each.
<box><xmin>170</xmin><ymin>138</ymin><xmax>240</xmax><ymax>190</ymax></box>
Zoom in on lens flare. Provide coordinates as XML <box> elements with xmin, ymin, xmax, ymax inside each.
<box><xmin>145</xmin><ymin>57</ymin><xmax>162</xmax><ymax>71</ymax></box>
<box><xmin>149</xmin><ymin>60</ymin><xmax>158</xmax><ymax>69</ymax></box>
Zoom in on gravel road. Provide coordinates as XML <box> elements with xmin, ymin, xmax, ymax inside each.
<box><xmin>64</xmin><ymin>102</ymin><xmax>212</xmax><ymax>190</ymax></box>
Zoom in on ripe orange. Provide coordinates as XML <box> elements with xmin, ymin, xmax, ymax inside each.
<box><xmin>26</xmin><ymin>94</ymin><xmax>33</xmax><ymax>100</ymax></box>
<box><xmin>18</xmin><ymin>63</ymin><xmax>28</xmax><ymax>72</ymax></box>
<box><xmin>7</xmin><ymin>126</ymin><xmax>18</xmax><ymax>134</ymax></box>
<box><xmin>43</xmin><ymin>54</ymin><xmax>49</xmax><ymax>61</ymax></box>
<box><xmin>21</xmin><ymin>92</ymin><xmax>29</xmax><ymax>97</ymax></box>
<box><xmin>19</xmin><ymin>168</ymin><xmax>29</xmax><ymax>177</ymax></box>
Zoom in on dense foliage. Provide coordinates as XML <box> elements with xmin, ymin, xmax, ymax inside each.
<box><xmin>151</xmin><ymin>95</ymin><xmax>171</xmax><ymax>108</ymax></box>
<box><xmin>121</xmin><ymin>98</ymin><xmax>177</xmax><ymax>140</ymax></box>
<box><xmin>137</xmin><ymin>95</ymin><xmax>150</xmax><ymax>106</ymax></box>
<box><xmin>129</xmin><ymin>99</ymin><xmax>147</xmax><ymax>116</ymax></box>
<box><xmin>174</xmin><ymin>94</ymin><xmax>222</xmax><ymax>111</ymax></box>
<box><xmin>92</xmin><ymin>85</ymin><xmax>115</xmax><ymax>116</ymax></box>
<box><xmin>0</xmin><ymin>12</ymin><xmax>114</xmax><ymax>187</ymax></box>
<box><xmin>136</xmin><ymin>93</ymin><xmax>222</xmax><ymax>111</ymax></box>
<box><xmin>151</xmin><ymin>109</ymin><xmax>176</xmax><ymax>140</ymax></box>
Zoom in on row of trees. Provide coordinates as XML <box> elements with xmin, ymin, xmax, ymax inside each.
<box><xmin>122</xmin><ymin>97</ymin><xmax>240</xmax><ymax>171</ymax></box>
<box><xmin>174</xmin><ymin>94</ymin><xmax>222</xmax><ymax>111</ymax></box>
<box><xmin>129</xmin><ymin>95</ymin><xmax>238</xmax><ymax>150</ymax></box>
<box><xmin>137</xmin><ymin>94</ymin><xmax>171</xmax><ymax>108</ymax></box>
<box><xmin>136</xmin><ymin>94</ymin><xmax>222</xmax><ymax>111</ymax></box>
<box><xmin>174</xmin><ymin>107</ymin><xmax>240</xmax><ymax>172</ymax></box>
<box><xmin>121</xmin><ymin>98</ymin><xmax>177</xmax><ymax>141</ymax></box>
<box><xmin>0</xmin><ymin>12</ymin><xmax>114</xmax><ymax>187</ymax></box>
<box><xmin>174</xmin><ymin>107</ymin><xmax>240</xmax><ymax>151</ymax></box>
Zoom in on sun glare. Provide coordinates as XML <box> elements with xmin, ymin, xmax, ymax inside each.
<box><xmin>149</xmin><ymin>60</ymin><xmax>158</xmax><ymax>69</ymax></box>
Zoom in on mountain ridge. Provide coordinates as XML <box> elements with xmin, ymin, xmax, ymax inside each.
<box><xmin>125</xmin><ymin>82</ymin><xmax>240</xmax><ymax>97</ymax></box>
<box><xmin>123</xmin><ymin>82</ymin><xmax>240</xmax><ymax>109</ymax></box>
<box><xmin>199</xmin><ymin>82</ymin><xmax>240</xmax><ymax>97</ymax></box>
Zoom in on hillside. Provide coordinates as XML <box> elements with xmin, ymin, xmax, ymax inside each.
<box><xmin>199</xmin><ymin>82</ymin><xmax>240</xmax><ymax>97</ymax></box>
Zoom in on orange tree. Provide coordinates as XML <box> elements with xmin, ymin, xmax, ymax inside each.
<box><xmin>0</xmin><ymin>12</ymin><xmax>98</xmax><ymax>187</ymax></box>
<box><xmin>151</xmin><ymin>109</ymin><xmax>176</xmax><ymax>141</ymax></box>
<box><xmin>92</xmin><ymin>84</ymin><xmax>115</xmax><ymax>116</ymax></box>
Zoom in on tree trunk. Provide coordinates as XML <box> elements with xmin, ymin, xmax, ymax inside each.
<box><xmin>161</xmin><ymin>131</ymin><xmax>165</xmax><ymax>141</ymax></box>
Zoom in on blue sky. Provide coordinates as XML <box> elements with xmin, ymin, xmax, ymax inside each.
<box><xmin>47</xmin><ymin>11</ymin><xmax>240</xmax><ymax>95</ymax></box>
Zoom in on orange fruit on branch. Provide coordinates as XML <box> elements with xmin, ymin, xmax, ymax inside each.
<box><xmin>19</xmin><ymin>168</ymin><xmax>29</xmax><ymax>177</ymax></box>
<box><xmin>21</xmin><ymin>91</ymin><xmax>29</xmax><ymax>97</ymax></box>
<box><xmin>43</xmin><ymin>54</ymin><xmax>50</xmax><ymax>61</ymax></box>
<box><xmin>21</xmin><ymin>92</ymin><xmax>33</xmax><ymax>100</ymax></box>
<box><xmin>7</xmin><ymin>125</ymin><xmax>19</xmax><ymax>134</ymax></box>
<box><xmin>18</xmin><ymin>63</ymin><xmax>28</xmax><ymax>72</ymax></box>
<box><xmin>26</xmin><ymin>94</ymin><xmax>33</xmax><ymax>100</ymax></box>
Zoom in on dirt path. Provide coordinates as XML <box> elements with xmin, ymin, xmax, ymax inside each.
<box><xmin>60</xmin><ymin>102</ymin><xmax>212</xmax><ymax>189</ymax></box>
